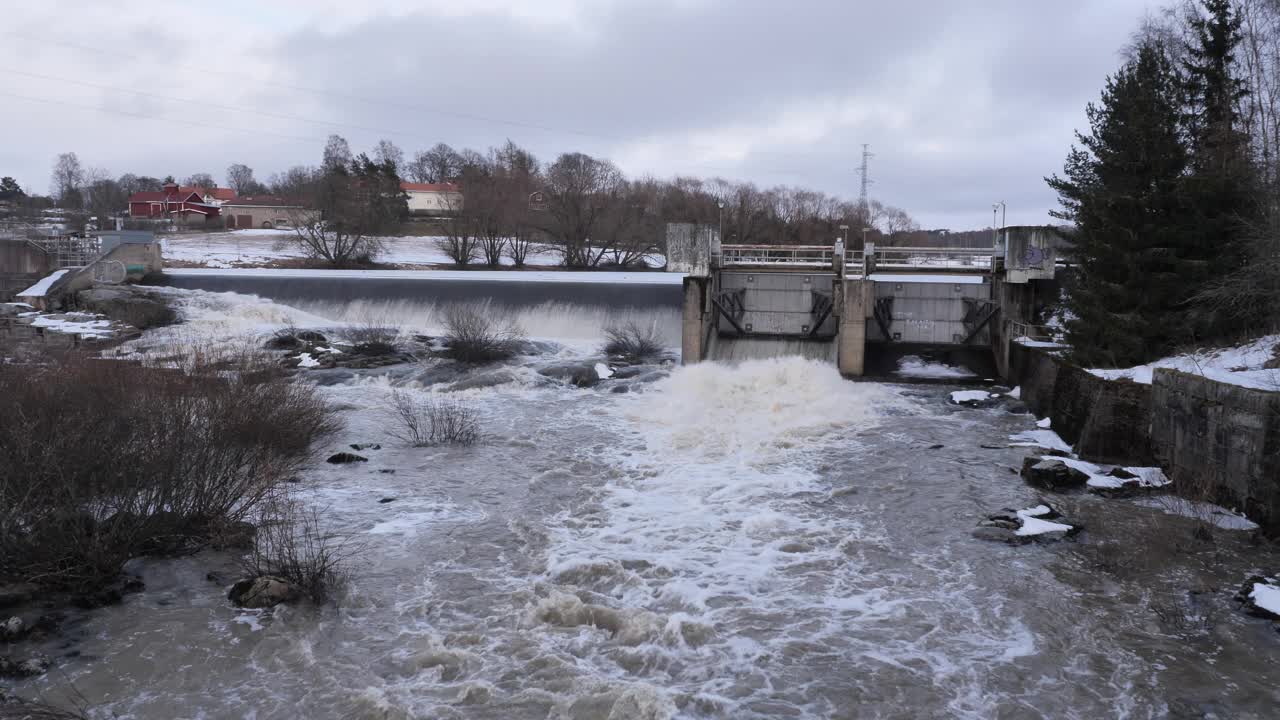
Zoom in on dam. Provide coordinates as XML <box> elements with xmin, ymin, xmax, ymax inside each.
<box><xmin>668</xmin><ymin>224</ymin><xmax>1060</xmax><ymax>378</ymax></box>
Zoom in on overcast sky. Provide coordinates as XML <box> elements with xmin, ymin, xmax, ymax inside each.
<box><xmin>1</xmin><ymin>0</ymin><xmax>1156</xmax><ymax>230</ymax></box>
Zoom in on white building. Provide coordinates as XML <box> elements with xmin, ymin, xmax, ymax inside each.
<box><xmin>401</xmin><ymin>182</ymin><xmax>462</xmax><ymax>216</ymax></box>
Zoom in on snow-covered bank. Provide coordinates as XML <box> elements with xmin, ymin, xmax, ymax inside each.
<box><xmin>1087</xmin><ymin>334</ymin><xmax>1280</xmax><ymax>390</ymax></box>
<box><xmin>162</xmin><ymin>267</ymin><xmax>684</xmax><ymax>285</ymax></box>
<box><xmin>161</xmin><ymin>231</ymin><xmax>666</xmax><ymax>270</ymax></box>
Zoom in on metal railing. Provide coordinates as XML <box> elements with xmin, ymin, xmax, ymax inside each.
<box><xmin>718</xmin><ymin>244</ymin><xmax>996</xmax><ymax>274</ymax></box>
<box><xmin>719</xmin><ymin>244</ymin><xmax>838</xmax><ymax>267</ymax></box>
<box><xmin>862</xmin><ymin>246</ymin><xmax>994</xmax><ymax>271</ymax></box>
<box><xmin>1008</xmin><ymin>320</ymin><xmax>1064</xmax><ymax>345</ymax></box>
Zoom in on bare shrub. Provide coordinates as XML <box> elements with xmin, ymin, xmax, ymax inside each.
<box><xmin>241</xmin><ymin>495</ymin><xmax>354</xmax><ymax>605</ymax></box>
<box><xmin>0</xmin><ymin>347</ymin><xmax>340</xmax><ymax>594</ymax></box>
<box><xmin>388</xmin><ymin>390</ymin><xmax>481</xmax><ymax>447</ymax></box>
<box><xmin>440</xmin><ymin>305</ymin><xmax>525</xmax><ymax>364</ymax></box>
<box><xmin>341</xmin><ymin>322</ymin><xmax>399</xmax><ymax>356</ymax></box>
<box><xmin>603</xmin><ymin>321</ymin><xmax>666</xmax><ymax>363</ymax></box>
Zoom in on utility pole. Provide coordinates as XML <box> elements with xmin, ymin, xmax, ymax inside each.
<box><xmin>857</xmin><ymin>144</ymin><xmax>874</xmax><ymax>212</ymax></box>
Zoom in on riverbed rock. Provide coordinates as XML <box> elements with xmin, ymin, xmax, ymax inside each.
<box><xmin>327</xmin><ymin>452</ymin><xmax>368</xmax><ymax>464</ymax></box>
<box><xmin>1234</xmin><ymin>576</ymin><xmax>1280</xmax><ymax>621</ymax></box>
<box><xmin>228</xmin><ymin>575</ymin><xmax>302</xmax><ymax>609</ymax></box>
<box><xmin>0</xmin><ymin>616</ymin><xmax>24</xmax><ymax>641</ymax></box>
<box><xmin>446</xmin><ymin>368</ymin><xmax>517</xmax><ymax>392</ymax></box>
<box><xmin>0</xmin><ymin>655</ymin><xmax>49</xmax><ymax>678</ymax></box>
<box><xmin>1021</xmin><ymin>457</ymin><xmax>1088</xmax><ymax>491</ymax></box>
<box><xmin>350</xmin><ymin>443</ymin><xmax>381</xmax><ymax>451</ymax></box>
<box><xmin>77</xmin><ymin>286</ymin><xmax>176</xmax><ymax>330</ymax></box>
<box><xmin>974</xmin><ymin>504</ymin><xmax>1078</xmax><ymax>544</ymax></box>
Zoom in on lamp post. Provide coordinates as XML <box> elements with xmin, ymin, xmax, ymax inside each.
<box><xmin>717</xmin><ymin>201</ymin><xmax>725</xmax><ymax>243</ymax></box>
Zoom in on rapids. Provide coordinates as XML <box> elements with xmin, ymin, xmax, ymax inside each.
<box><xmin>9</xmin><ymin>287</ymin><xmax>1280</xmax><ymax>720</ymax></box>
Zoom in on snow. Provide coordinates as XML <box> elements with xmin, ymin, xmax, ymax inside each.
<box><xmin>1134</xmin><ymin>496</ymin><xmax>1259</xmax><ymax>530</ymax></box>
<box><xmin>950</xmin><ymin>390</ymin><xmax>990</xmax><ymax>404</ymax></box>
<box><xmin>163</xmin><ymin>268</ymin><xmax>685</xmax><ymax>285</ymax></box>
<box><xmin>594</xmin><ymin>362</ymin><xmax>614</xmax><ymax>379</ymax></box>
<box><xmin>17</xmin><ymin>269</ymin><xmax>69</xmax><ymax>297</ymax></box>
<box><xmin>1015</xmin><ymin>337</ymin><xmax>1068</xmax><ymax>349</ymax></box>
<box><xmin>1008</xmin><ymin>429</ymin><xmax>1073</xmax><ymax>453</ymax></box>
<box><xmin>1088</xmin><ymin>334</ymin><xmax>1280</xmax><ymax>391</ymax></box>
<box><xmin>29</xmin><ymin>314</ymin><xmax>114</xmax><ymax>338</ymax></box>
<box><xmin>896</xmin><ymin>355</ymin><xmax>977</xmax><ymax>379</ymax></box>
<box><xmin>868</xmin><ymin>273</ymin><xmax>986</xmax><ymax>284</ymax></box>
<box><xmin>297</xmin><ymin>353</ymin><xmax>320</xmax><ymax>368</ymax></box>
<box><xmin>1036</xmin><ymin>417</ymin><xmax>1051</xmax><ymax>429</ymax></box>
<box><xmin>1015</xmin><ymin>506</ymin><xmax>1074</xmax><ymax>536</ymax></box>
<box><xmin>161</xmin><ymin>231</ymin><xmax>667</xmax><ymax>269</ymax></box>
<box><xmin>1007</xmin><ymin>386</ymin><xmax>1022</xmax><ymax>399</ymax></box>
<box><xmin>1250</xmin><ymin>582</ymin><xmax>1280</xmax><ymax>616</ymax></box>
<box><xmin>1046</xmin><ymin>456</ymin><xmax>1171</xmax><ymax>490</ymax></box>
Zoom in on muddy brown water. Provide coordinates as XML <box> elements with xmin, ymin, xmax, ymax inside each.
<box><xmin>7</xmin><ymin>289</ymin><xmax>1280</xmax><ymax>720</ymax></box>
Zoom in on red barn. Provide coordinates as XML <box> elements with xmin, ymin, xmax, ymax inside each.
<box><xmin>128</xmin><ymin>182</ymin><xmax>221</xmax><ymax>223</ymax></box>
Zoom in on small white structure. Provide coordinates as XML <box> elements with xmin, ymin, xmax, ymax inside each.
<box><xmin>401</xmin><ymin>182</ymin><xmax>463</xmax><ymax>216</ymax></box>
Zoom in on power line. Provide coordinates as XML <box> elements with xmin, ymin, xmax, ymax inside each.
<box><xmin>0</xmin><ymin>90</ymin><xmax>323</xmax><ymax>145</ymax></box>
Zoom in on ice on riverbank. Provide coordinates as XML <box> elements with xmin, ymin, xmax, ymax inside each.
<box><xmin>949</xmin><ymin>390</ymin><xmax>990</xmax><ymax>404</ymax></box>
<box><xmin>1009</xmin><ymin>428</ymin><xmax>1073</xmax><ymax>454</ymax></box>
<box><xmin>1135</xmin><ymin>496</ymin><xmax>1259</xmax><ymax>530</ymax></box>
<box><xmin>1015</xmin><ymin>505</ymin><xmax>1075</xmax><ymax>537</ymax></box>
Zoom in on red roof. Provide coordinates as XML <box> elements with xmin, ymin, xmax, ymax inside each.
<box><xmin>182</xmin><ymin>186</ymin><xmax>236</xmax><ymax>200</ymax></box>
<box><xmin>222</xmin><ymin>196</ymin><xmax>306</xmax><ymax>208</ymax></box>
<box><xmin>401</xmin><ymin>182</ymin><xmax>460</xmax><ymax>193</ymax></box>
<box><xmin>129</xmin><ymin>190</ymin><xmax>205</xmax><ymax>203</ymax></box>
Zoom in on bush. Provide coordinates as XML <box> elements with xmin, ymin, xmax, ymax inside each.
<box><xmin>240</xmin><ymin>495</ymin><xmax>353</xmax><ymax>605</ymax></box>
<box><xmin>603</xmin><ymin>321</ymin><xmax>666</xmax><ymax>363</ymax></box>
<box><xmin>440</xmin><ymin>305</ymin><xmax>525</xmax><ymax>363</ymax></box>
<box><xmin>341</xmin><ymin>322</ymin><xmax>399</xmax><ymax>356</ymax></box>
<box><xmin>388</xmin><ymin>390</ymin><xmax>480</xmax><ymax>446</ymax></box>
<box><xmin>0</xmin><ymin>348</ymin><xmax>340</xmax><ymax>595</ymax></box>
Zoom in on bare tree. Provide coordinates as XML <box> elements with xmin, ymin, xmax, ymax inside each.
<box><xmin>50</xmin><ymin>152</ymin><xmax>84</xmax><ymax>208</ymax></box>
<box><xmin>408</xmin><ymin>143</ymin><xmax>462</xmax><ymax>183</ymax></box>
<box><xmin>225</xmin><ymin>164</ymin><xmax>258</xmax><ymax>195</ymax></box>
<box><xmin>267</xmin><ymin>165</ymin><xmax>321</xmax><ymax>200</ymax></box>
<box><xmin>290</xmin><ymin>154</ymin><xmax>407</xmax><ymax>267</ymax></box>
<box><xmin>372</xmin><ymin>139</ymin><xmax>404</xmax><ymax>173</ymax></box>
<box><xmin>184</xmin><ymin>172</ymin><xmax>217</xmax><ymax>189</ymax></box>
<box><xmin>435</xmin><ymin>190</ymin><xmax>481</xmax><ymax>266</ymax></box>
<box><xmin>541</xmin><ymin>152</ymin><xmax>623</xmax><ymax>267</ymax></box>
<box><xmin>322</xmin><ymin>134</ymin><xmax>353</xmax><ymax>172</ymax></box>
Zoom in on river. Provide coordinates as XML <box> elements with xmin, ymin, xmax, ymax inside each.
<box><xmin>9</xmin><ymin>284</ymin><xmax>1280</xmax><ymax>720</ymax></box>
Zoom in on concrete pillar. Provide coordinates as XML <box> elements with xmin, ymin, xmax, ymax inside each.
<box><xmin>681</xmin><ymin>276</ymin><xmax>711</xmax><ymax>365</ymax></box>
<box><xmin>838</xmin><ymin>279</ymin><xmax>869</xmax><ymax>376</ymax></box>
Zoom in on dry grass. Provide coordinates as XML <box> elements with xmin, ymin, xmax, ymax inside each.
<box><xmin>240</xmin><ymin>494</ymin><xmax>355</xmax><ymax>605</ymax></box>
<box><xmin>387</xmin><ymin>390</ymin><xmax>481</xmax><ymax>447</ymax></box>
<box><xmin>440</xmin><ymin>305</ymin><xmax>525</xmax><ymax>364</ymax></box>
<box><xmin>603</xmin><ymin>321</ymin><xmax>666</xmax><ymax>363</ymax></box>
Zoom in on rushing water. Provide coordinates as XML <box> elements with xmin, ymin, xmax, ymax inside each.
<box><xmin>10</xmin><ymin>288</ymin><xmax>1280</xmax><ymax>720</ymax></box>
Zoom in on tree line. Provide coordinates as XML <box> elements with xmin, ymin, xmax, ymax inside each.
<box><xmin>1050</xmin><ymin>0</ymin><xmax>1280</xmax><ymax>367</ymax></box>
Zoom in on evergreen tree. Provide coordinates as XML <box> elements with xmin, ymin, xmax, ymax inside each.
<box><xmin>1181</xmin><ymin>0</ymin><xmax>1262</xmax><ymax>335</ymax></box>
<box><xmin>1047</xmin><ymin>43</ymin><xmax>1193</xmax><ymax>367</ymax></box>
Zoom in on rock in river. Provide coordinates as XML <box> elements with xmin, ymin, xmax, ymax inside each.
<box><xmin>1021</xmin><ymin>457</ymin><xmax>1088</xmax><ymax>491</ymax></box>
<box><xmin>327</xmin><ymin>452</ymin><xmax>368</xmax><ymax>464</ymax></box>
<box><xmin>228</xmin><ymin>575</ymin><xmax>302</xmax><ymax>609</ymax></box>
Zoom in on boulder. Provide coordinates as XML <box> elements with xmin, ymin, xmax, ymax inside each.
<box><xmin>77</xmin><ymin>286</ymin><xmax>176</xmax><ymax>329</ymax></box>
<box><xmin>975</xmin><ymin>504</ymin><xmax>1079</xmax><ymax>544</ymax></box>
<box><xmin>350</xmin><ymin>443</ymin><xmax>381</xmax><ymax>451</ymax></box>
<box><xmin>1235</xmin><ymin>576</ymin><xmax>1280</xmax><ymax>621</ymax></box>
<box><xmin>0</xmin><ymin>655</ymin><xmax>49</xmax><ymax>678</ymax></box>
<box><xmin>326</xmin><ymin>452</ymin><xmax>368</xmax><ymax>464</ymax></box>
<box><xmin>1020</xmin><ymin>457</ymin><xmax>1088</xmax><ymax>491</ymax></box>
<box><xmin>228</xmin><ymin>575</ymin><xmax>302</xmax><ymax>609</ymax></box>
<box><xmin>0</xmin><ymin>616</ymin><xmax>24</xmax><ymax>641</ymax></box>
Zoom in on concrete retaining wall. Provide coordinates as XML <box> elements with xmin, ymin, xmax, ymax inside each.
<box><xmin>1008</xmin><ymin>342</ymin><xmax>1152</xmax><ymax>464</ymax></box>
<box><xmin>1151</xmin><ymin>370</ymin><xmax>1280</xmax><ymax>528</ymax></box>
<box><xmin>1009</xmin><ymin>341</ymin><xmax>1280</xmax><ymax>534</ymax></box>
